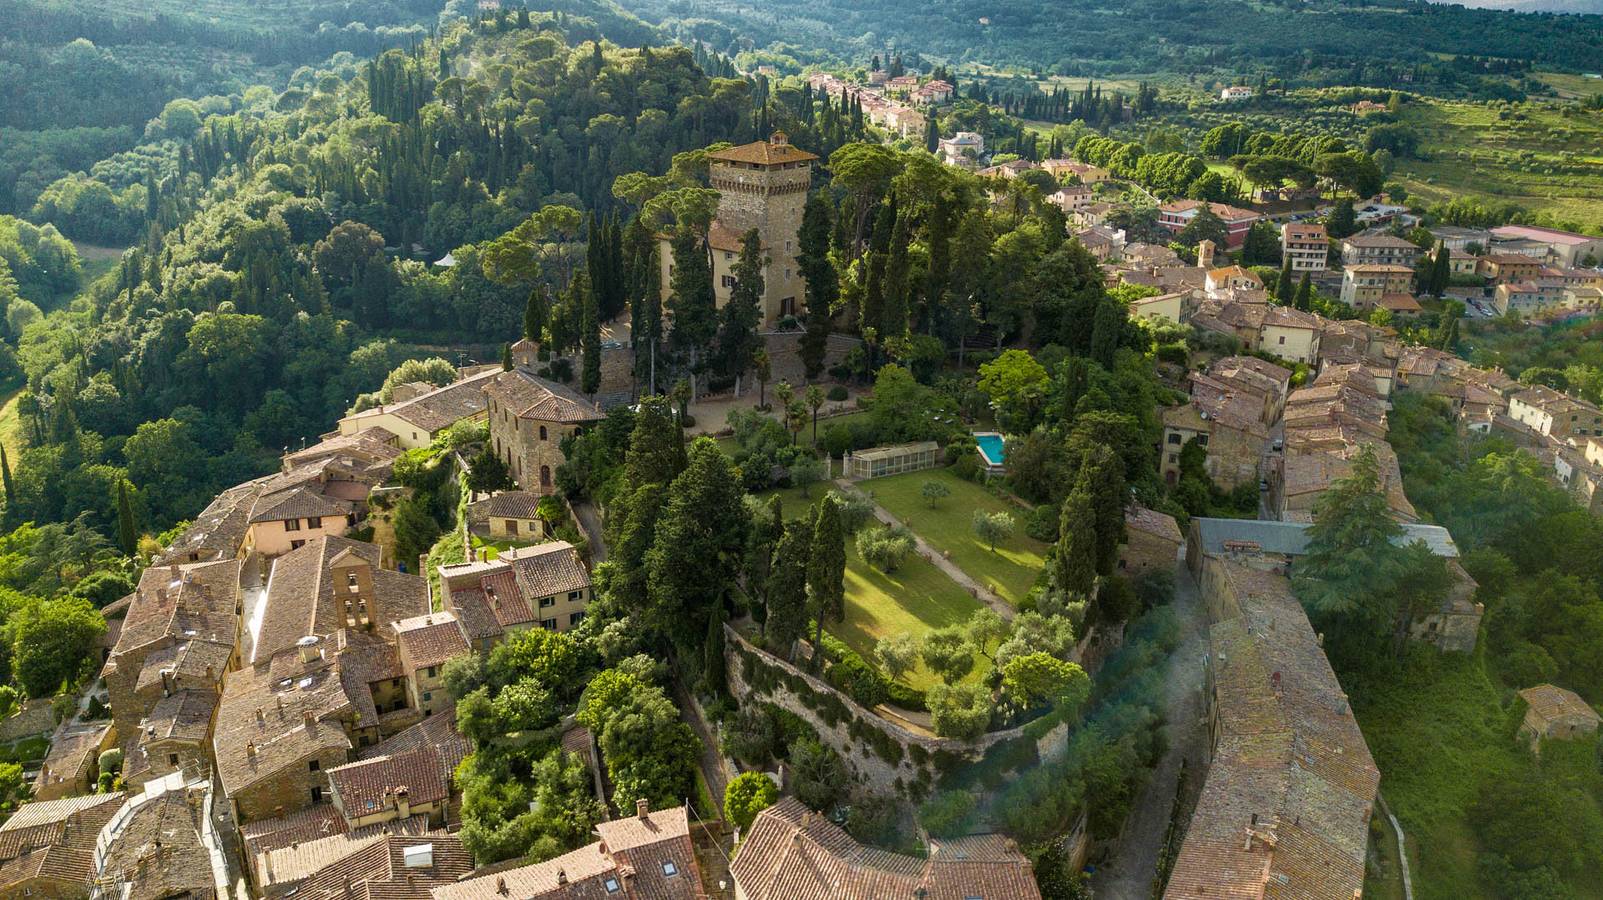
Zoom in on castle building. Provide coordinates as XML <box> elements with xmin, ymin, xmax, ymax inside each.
<box><xmin>658</xmin><ymin>133</ymin><xmax>817</xmax><ymax>328</ymax></box>
<box><xmin>485</xmin><ymin>343</ymin><xmax>605</xmax><ymax>495</ymax></box>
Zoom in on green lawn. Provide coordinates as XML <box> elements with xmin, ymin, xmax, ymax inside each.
<box><xmin>831</xmin><ymin>541</ymin><xmax>989</xmax><ymax>692</ymax></box>
<box><xmin>0</xmin><ymin>735</ymin><xmax>49</xmax><ymax>764</ymax></box>
<box><xmin>859</xmin><ymin>468</ymin><xmax>1049</xmax><ymax>606</ymax></box>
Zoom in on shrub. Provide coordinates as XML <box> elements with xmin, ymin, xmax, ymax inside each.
<box><xmin>721</xmin><ymin>705</ymin><xmax>778</xmax><ymax>765</ymax></box>
<box><xmin>791</xmin><ymin>739</ymin><xmax>848</xmax><ymax>811</ymax></box>
<box><xmin>827</xmin><ymin>488</ymin><xmax>875</xmax><ymax>533</ymax></box>
<box><xmin>1025</xmin><ymin>503</ymin><xmax>1061</xmax><ymax>542</ymax></box>
<box><xmin>723</xmin><ymin>771</ymin><xmax>779</xmax><ymax>832</ymax></box>
<box><xmin>919</xmin><ymin>790</ymin><xmax>978</xmax><ymax>837</ymax></box>
<box><xmin>927</xmin><ymin>683</ymin><xmax>993</xmax><ymax>739</ymax></box>
<box><xmin>856</xmin><ymin>524</ymin><xmax>915</xmax><ymax>572</ymax></box>
<box><xmin>826</xmin><ymin>385</ymin><xmax>849</xmax><ymax>402</ymax></box>
<box><xmin>827</xmin><ymin>653</ymin><xmax>890</xmax><ymax>708</ymax></box>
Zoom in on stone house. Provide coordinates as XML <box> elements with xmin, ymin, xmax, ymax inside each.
<box><xmin>1518</xmin><ymin>684</ymin><xmax>1600</xmax><ymax>750</ymax></box>
<box><xmin>1509</xmin><ymin>385</ymin><xmax>1603</xmax><ymax>442</ymax></box>
<box><xmin>485</xmin><ymin>362</ymin><xmax>604</xmax><ymax>496</ymax></box>
<box><xmin>1339</xmin><ymin>263</ymin><xmax>1413</xmax><ymax>308</ymax></box>
<box><xmin>1477</xmin><ymin>253</ymin><xmax>1544</xmax><ymax>284</ymax></box>
<box><xmin>1203</xmin><ymin>265</ymin><xmax>1263</xmax><ymax>299</ymax></box>
<box><xmin>439</xmin><ymin>540</ymin><xmax>593</xmax><ymax>649</ymax></box>
<box><xmin>482</xmin><ymin>490</ymin><xmax>548</xmax><ymax>540</ymax></box>
<box><xmin>32</xmin><ymin>722</ymin><xmax>113</xmax><ymax>801</ymax></box>
<box><xmin>327</xmin><ymin>747</ymin><xmax>452</xmax><ymax>829</ymax></box>
<box><xmin>0</xmin><ymin>793</ymin><xmax>125</xmax><ymax>899</ymax></box>
<box><xmin>393</xmin><ymin>611</ymin><xmax>469</xmax><ymax>720</ymax></box>
<box><xmin>732</xmin><ymin>798</ymin><xmax>1042</xmax><ymax>900</ymax></box>
<box><xmin>1119</xmin><ymin>506</ymin><xmax>1183</xmax><ymax>576</ymax></box>
<box><xmin>336</xmin><ymin>368</ymin><xmax>500</xmax><ymax>449</ymax></box>
<box><xmin>1258</xmin><ymin>306</ymin><xmax>1323</xmax><ymax>364</ymax></box>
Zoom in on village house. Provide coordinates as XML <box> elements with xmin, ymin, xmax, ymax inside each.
<box><xmin>97</xmin><ymin>782</ymin><xmax>231</xmax><ymax>900</ymax></box>
<box><xmin>1490</xmin><ymin>224</ymin><xmax>1603</xmax><ymax>267</ymax></box>
<box><xmin>1160</xmin><ymin>357</ymin><xmax>1282</xmax><ymax>489</ymax></box>
<box><xmin>1477</xmin><ymin>253</ymin><xmax>1544</xmax><ymax>284</ymax></box>
<box><xmin>1429</xmin><ymin>225</ymin><xmax>1491</xmax><ymax>251</ymax></box>
<box><xmin>1341</xmin><ymin>232</ymin><xmax>1424</xmax><ymax>268</ymax></box>
<box><xmin>978</xmin><ymin>158</ymin><xmax>1036</xmax><ymax>180</ymax></box>
<box><xmin>1517</xmin><ymin>684</ymin><xmax>1601</xmax><ymax>750</ymax></box>
<box><xmin>0</xmin><ymin>793</ymin><xmax>126</xmax><ymax>898</ymax></box>
<box><xmin>243</xmin><ymin>444</ymin><xmax>398</xmax><ymax>557</ymax></box>
<box><xmin>254</xmin><ymin>830</ymin><xmax>472</xmax><ymax>899</ymax></box>
<box><xmin>1508</xmin><ymin>385</ymin><xmax>1603</xmax><ymax>442</ymax></box>
<box><xmin>937</xmin><ymin>131</ymin><xmax>984</xmax><ymax>167</ymax></box>
<box><xmin>1258</xmin><ymin>305</ymin><xmax>1323</xmax><ymax>364</ymax></box>
<box><xmin>1157</xmin><ymin>200</ymin><xmax>1261</xmax><ymax>248</ymax></box>
<box><xmin>439</xmin><ymin>540</ymin><xmax>592</xmax><ymax>651</ymax></box>
<box><xmin>393</xmin><ymin>611</ymin><xmax>470</xmax><ymax>720</ymax></box>
<box><xmin>658</xmin><ymin>133</ymin><xmax>816</xmax><ymax>327</ymax></box>
<box><xmin>337</xmin><ymin>368</ymin><xmax>501</xmax><ymax>449</ymax></box>
<box><xmin>252</xmin><ymin>536</ymin><xmax>429</xmax><ymax>665</ymax></box>
<box><xmin>486</xmin><ymin>355</ymin><xmax>605</xmax><ymax>496</ymax></box>
<box><xmin>1050</xmin><ymin>182</ymin><xmax>1095</xmax><ymax>212</ymax></box>
<box><xmin>911</xmin><ymin>79</ymin><xmax>953</xmax><ymax>105</ymax></box>
<box><xmin>1493</xmin><ymin>278</ymin><xmax>1568</xmax><ymax>317</ymax></box>
<box><xmin>32</xmin><ymin>722</ymin><xmax>113</xmax><ymax>802</ymax></box>
<box><xmin>732</xmin><ymin>797</ymin><xmax>1042</xmax><ymax>900</ymax></box>
<box><xmin>1203</xmin><ymin>265</ymin><xmax>1263</xmax><ymax>299</ymax></box>
<box><xmin>1128</xmin><ymin>289</ymin><xmax>1186</xmax><ymax>325</ymax></box>
<box><xmin>1281</xmin><ymin>222</ymin><xmax>1328</xmax><ymax>272</ymax></box>
<box><xmin>1339</xmin><ymin>263</ymin><xmax>1414</xmax><ymax>309</ymax></box>
<box><xmin>158</xmin><ymin>478</ymin><xmax>263</xmax><ymax>564</ymax></box>
<box><xmin>482</xmin><ymin>489</ymin><xmax>548</xmax><ymax>540</ymax></box>
<box><xmin>1120</xmin><ymin>506</ymin><xmax>1184</xmax><ymax>575</ymax></box>
<box><xmin>1075</xmin><ymin>224</ymin><xmax>1127</xmax><ymax>260</ymax></box>
<box><xmin>1039</xmin><ymin>158</ymin><xmax>1111</xmax><ymax>183</ymax></box>
<box><xmin>435</xmin><ymin>802</ymin><xmax>701</xmax><ymax>900</ymax></box>
<box><xmin>1218</xmin><ymin>85</ymin><xmax>1254</xmax><ymax>101</ymax></box>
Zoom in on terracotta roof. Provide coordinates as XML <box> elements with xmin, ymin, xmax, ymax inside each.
<box><xmin>158</xmin><ymin>479</ymin><xmax>262</xmax><ymax>564</ymax></box>
<box><xmin>139</xmin><ymin>689</ymin><xmax>217</xmax><ymax>746</ymax></box>
<box><xmin>1283</xmin><ymin>223</ymin><xmax>1327</xmax><ymax>241</ymax></box>
<box><xmin>1160</xmin><ymin>199</ymin><xmax>1259</xmax><ymax>222</ymax></box>
<box><xmin>732</xmin><ymin>798</ymin><xmax>1041</xmax><ymax>900</ymax></box>
<box><xmin>250</xmin><ymin>484</ymin><xmax>356</xmax><ymax>524</ymax></box>
<box><xmin>1519</xmin><ymin>684</ymin><xmax>1600</xmax><ymax>725</ymax></box>
<box><xmin>99</xmin><ymin>786</ymin><xmax>221</xmax><ymax>900</ymax></box>
<box><xmin>1344</xmin><ymin>233</ymin><xmax>1420</xmax><ymax>249</ymax></box>
<box><xmin>1491</xmin><ymin>224</ymin><xmax>1599</xmax><ymax>246</ymax></box>
<box><xmin>112</xmin><ymin>559</ymin><xmax>241</xmax><ymax>660</ymax></box>
<box><xmin>0</xmin><ymin>792</ymin><xmax>123</xmax><ymax>835</ymax></box>
<box><xmin>506</xmin><ymin>541</ymin><xmax>590</xmax><ymax>600</ymax></box>
<box><xmin>436</xmin><ymin>805</ymin><xmax>698</xmax><ymax>900</ymax></box>
<box><xmin>284</xmin><ymin>428</ymin><xmax>402</xmax><ymax>471</ymax></box>
<box><xmin>355</xmin><ymin>715</ymin><xmax>470</xmax><ymax>781</ymax></box>
<box><xmin>485</xmin><ymin>370</ymin><xmax>604</xmax><ymax>424</ymax></box>
<box><xmin>1163</xmin><ymin>562</ymin><xmax>1378</xmax><ymax>900</ymax></box>
<box><xmin>255</xmin><ymin>536</ymin><xmax>427</xmax><ymax>664</ymax></box>
<box><xmin>265</xmin><ymin>831</ymin><xmax>472</xmax><ymax>899</ymax></box>
<box><xmin>1378</xmin><ymin>292</ymin><xmax>1423</xmax><ymax>313</ymax></box>
<box><xmin>1126</xmin><ymin>505</ymin><xmax>1183</xmax><ymax>543</ymax></box>
<box><xmin>1263</xmin><ymin>306</ymin><xmax>1323</xmax><ymax>330</ymax></box>
<box><xmin>353</xmin><ymin>370</ymin><xmax>500</xmax><ymax>435</ymax></box>
<box><xmin>707</xmin><ymin>135</ymin><xmax>818</xmax><ymax>166</ymax></box>
<box><xmin>485</xmin><ymin>491</ymin><xmax>543</xmax><ymax>520</ymax></box>
<box><xmin>329</xmin><ymin>747</ymin><xmax>451</xmax><ymax>816</ymax></box>
<box><xmin>395</xmin><ymin>612</ymin><xmax>470</xmax><ymax>673</ymax></box>
<box><xmin>213</xmin><ymin>648</ymin><xmax>364</xmax><ymax>801</ymax></box>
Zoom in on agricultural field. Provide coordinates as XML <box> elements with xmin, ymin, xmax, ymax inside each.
<box><xmin>1389</xmin><ymin>98</ymin><xmax>1603</xmax><ymax>230</ymax></box>
<box><xmin>859</xmin><ymin>468</ymin><xmax>1049</xmax><ymax>606</ymax></box>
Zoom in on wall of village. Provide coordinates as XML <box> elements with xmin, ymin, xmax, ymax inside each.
<box><xmin>724</xmin><ymin>626</ymin><xmax>1070</xmax><ymax>799</ymax></box>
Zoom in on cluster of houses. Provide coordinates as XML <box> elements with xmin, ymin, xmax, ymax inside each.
<box><xmin>1</xmin><ymin>313</ymin><xmax>1053</xmax><ymax>896</ymax></box>
<box><xmin>806</xmin><ymin>70</ymin><xmax>950</xmax><ymax>141</ymax></box>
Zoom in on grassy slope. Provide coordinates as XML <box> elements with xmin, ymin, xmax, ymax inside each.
<box><xmin>1391</xmin><ymin>98</ymin><xmax>1603</xmax><ymax>229</ymax></box>
<box><xmin>753</xmin><ymin>482</ymin><xmax>989</xmax><ymax>691</ymax></box>
<box><xmin>1352</xmin><ymin>651</ymin><xmax>1516</xmax><ymax>899</ymax></box>
<box><xmin>858</xmin><ymin>468</ymin><xmax>1048</xmax><ymax>606</ymax></box>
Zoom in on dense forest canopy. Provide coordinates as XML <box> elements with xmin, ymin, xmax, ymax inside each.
<box><xmin>614</xmin><ymin>0</ymin><xmax>1603</xmax><ymax>76</ymax></box>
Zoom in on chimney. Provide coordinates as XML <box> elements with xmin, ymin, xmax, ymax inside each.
<box><xmin>557</xmin><ymin>869</ymin><xmax>568</xmax><ymax>885</ymax></box>
<box><xmin>255</xmin><ymin>707</ymin><xmax>264</xmax><ymax>723</ymax></box>
<box><xmin>396</xmin><ymin>786</ymin><xmax>411</xmax><ymax>819</ymax></box>
<box><xmin>496</xmin><ymin>876</ymin><xmax>508</xmax><ymax>896</ymax></box>
<box><xmin>1198</xmin><ymin>238</ymin><xmax>1217</xmax><ymax>270</ymax></box>
<box><xmin>304</xmin><ymin>711</ymin><xmax>315</xmax><ymax>729</ymax></box>
<box><xmin>246</xmin><ymin>741</ymin><xmax>256</xmax><ymax>757</ymax></box>
<box><xmin>636</xmin><ymin>798</ymin><xmax>650</xmax><ymax>819</ymax></box>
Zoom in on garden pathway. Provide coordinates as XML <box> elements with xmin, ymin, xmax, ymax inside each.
<box><xmin>834</xmin><ymin>478</ymin><xmax>1016</xmax><ymax>622</ymax></box>
<box><xmin>1090</xmin><ymin>561</ymin><xmax>1210</xmax><ymax>899</ymax></box>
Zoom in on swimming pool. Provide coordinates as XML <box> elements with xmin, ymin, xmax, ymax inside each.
<box><xmin>974</xmin><ymin>432</ymin><xmax>1005</xmax><ymax>468</ymax></box>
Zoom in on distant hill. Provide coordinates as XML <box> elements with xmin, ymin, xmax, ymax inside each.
<box><xmin>1432</xmin><ymin>0</ymin><xmax>1603</xmax><ymax>12</ymax></box>
<box><xmin>614</xmin><ymin>0</ymin><xmax>1603</xmax><ymax>74</ymax></box>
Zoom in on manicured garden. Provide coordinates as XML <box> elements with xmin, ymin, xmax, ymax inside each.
<box><xmin>833</xmin><ymin>541</ymin><xmax>991</xmax><ymax>692</ymax></box>
<box><xmin>861</xmin><ymin>468</ymin><xmax>1049</xmax><ymax>606</ymax></box>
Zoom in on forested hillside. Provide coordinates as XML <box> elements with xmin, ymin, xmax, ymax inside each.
<box><xmin>615</xmin><ymin>0</ymin><xmax>1603</xmax><ymax>78</ymax></box>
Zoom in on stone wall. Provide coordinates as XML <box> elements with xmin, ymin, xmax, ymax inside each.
<box><xmin>725</xmin><ymin>626</ymin><xmax>1070</xmax><ymax>799</ymax></box>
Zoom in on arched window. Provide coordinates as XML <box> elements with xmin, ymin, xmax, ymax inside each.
<box><xmin>540</xmin><ymin>465</ymin><xmax>552</xmax><ymax>487</ymax></box>
<box><xmin>539</xmin><ymin>425</ymin><xmax>548</xmax><ymax>441</ymax></box>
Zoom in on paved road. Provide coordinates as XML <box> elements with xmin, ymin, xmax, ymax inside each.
<box><xmin>1090</xmin><ymin>562</ymin><xmax>1210</xmax><ymax>899</ymax></box>
<box><xmin>573</xmin><ymin>501</ymin><xmax>608</xmax><ymax>564</ymax></box>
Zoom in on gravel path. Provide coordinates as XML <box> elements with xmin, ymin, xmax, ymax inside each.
<box><xmin>1090</xmin><ymin>562</ymin><xmax>1210</xmax><ymax>898</ymax></box>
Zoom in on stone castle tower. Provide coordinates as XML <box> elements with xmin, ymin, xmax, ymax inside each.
<box><xmin>660</xmin><ymin>132</ymin><xmax>817</xmax><ymax>328</ymax></box>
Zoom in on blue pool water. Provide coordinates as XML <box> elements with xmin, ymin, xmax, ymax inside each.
<box><xmin>975</xmin><ymin>433</ymin><xmax>1005</xmax><ymax>466</ymax></box>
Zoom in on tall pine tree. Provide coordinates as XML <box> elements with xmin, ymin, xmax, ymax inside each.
<box><xmin>117</xmin><ymin>480</ymin><xmax>138</xmax><ymax>555</ymax></box>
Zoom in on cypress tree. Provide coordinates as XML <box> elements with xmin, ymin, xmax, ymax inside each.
<box><xmin>797</xmin><ymin>193</ymin><xmax>836</xmax><ymax>379</ymax></box>
<box><xmin>1277</xmin><ymin>256</ymin><xmax>1293</xmax><ymax>302</ymax></box>
<box><xmin>1055</xmin><ymin>488</ymin><xmax>1098</xmax><ymax>596</ymax></box>
<box><xmin>1078</xmin><ymin>444</ymin><xmax>1126</xmax><ymax>577</ymax></box>
<box><xmin>523</xmin><ymin>286</ymin><xmax>545</xmax><ymax>343</ymax></box>
<box><xmin>881</xmin><ymin>200</ymin><xmax>912</xmax><ymax>341</ymax></box>
<box><xmin>703</xmin><ymin>608</ymin><xmax>727</xmax><ymax>695</ymax></box>
<box><xmin>806</xmin><ymin>497</ymin><xmax>846</xmax><ymax>669</ymax></box>
<box><xmin>716</xmin><ymin>230</ymin><xmax>764</xmax><ymax>392</ymax></box>
<box><xmin>1</xmin><ymin>445</ymin><xmax>16</xmax><ymax>523</ymax></box>
<box><xmin>500</xmin><ymin>342</ymin><xmax>513</xmax><ymax>371</ymax></box>
<box><xmin>1294</xmin><ymin>272</ymin><xmax>1313</xmax><ymax>311</ymax></box>
<box><xmin>580</xmin><ymin>272</ymin><xmax>601</xmax><ymax>394</ymax></box>
<box><xmin>117</xmin><ymin>480</ymin><xmax>138</xmax><ymax>555</ymax></box>
<box><xmin>766</xmin><ymin>523</ymin><xmax>809</xmax><ymax>660</ymax></box>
